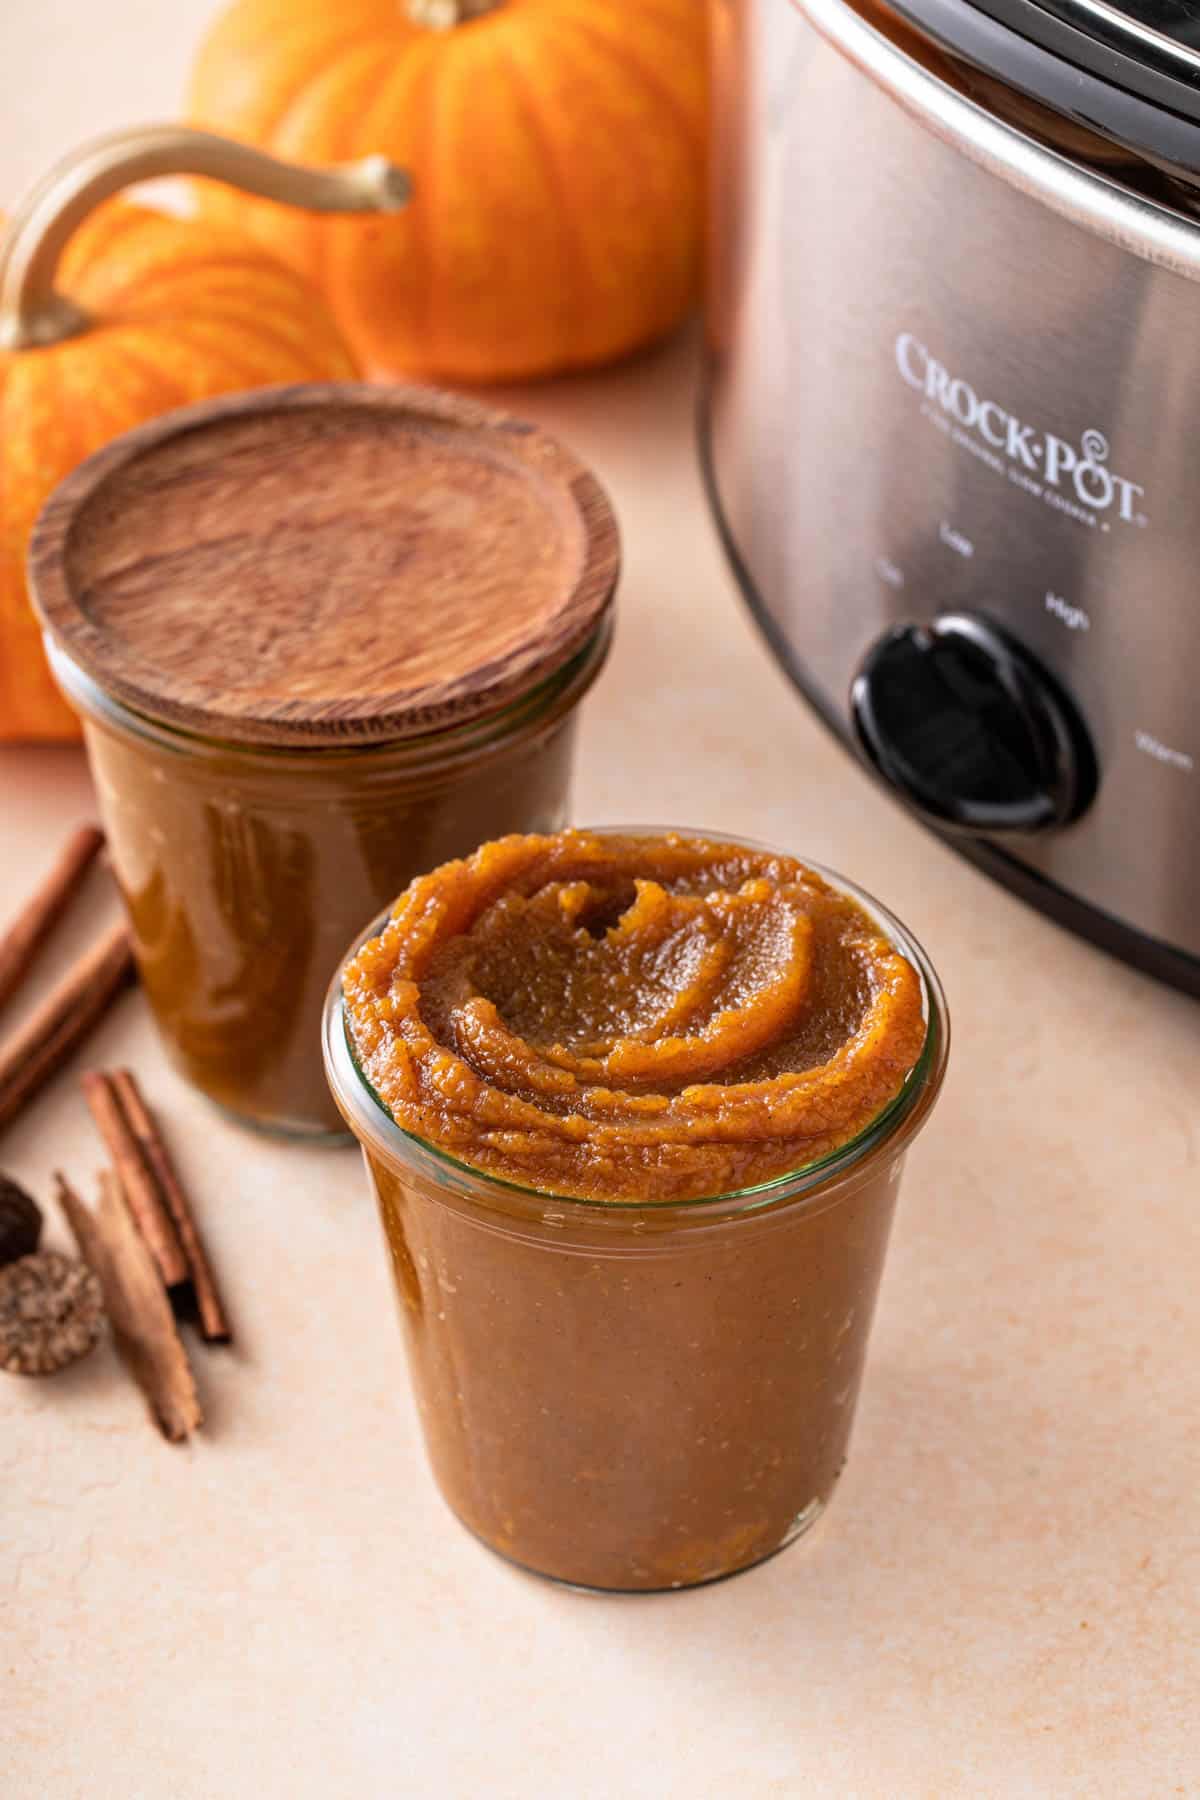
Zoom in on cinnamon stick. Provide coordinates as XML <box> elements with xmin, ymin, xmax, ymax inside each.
<box><xmin>111</xmin><ymin>1069</ymin><xmax>232</xmax><ymax>1344</ymax></box>
<box><xmin>81</xmin><ymin>1071</ymin><xmax>188</xmax><ymax>1290</ymax></box>
<box><xmin>0</xmin><ymin>921</ymin><xmax>134</xmax><ymax>1133</ymax></box>
<box><xmin>0</xmin><ymin>823</ymin><xmax>105</xmax><ymax>1014</ymax></box>
<box><xmin>57</xmin><ymin>1170</ymin><xmax>202</xmax><ymax>1443</ymax></box>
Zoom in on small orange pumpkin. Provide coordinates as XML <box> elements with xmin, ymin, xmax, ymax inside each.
<box><xmin>188</xmin><ymin>0</ymin><xmax>708</xmax><ymax>384</ymax></box>
<box><xmin>0</xmin><ymin>126</ymin><xmax>408</xmax><ymax>742</ymax></box>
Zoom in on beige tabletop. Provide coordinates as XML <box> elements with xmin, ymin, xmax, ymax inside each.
<box><xmin>3</xmin><ymin>8</ymin><xmax>1199</xmax><ymax>1797</ymax></box>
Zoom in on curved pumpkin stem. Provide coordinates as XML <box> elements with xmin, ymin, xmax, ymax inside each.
<box><xmin>407</xmin><ymin>0</ymin><xmax>503</xmax><ymax>27</ymax></box>
<box><xmin>0</xmin><ymin>125</ymin><xmax>411</xmax><ymax>352</ymax></box>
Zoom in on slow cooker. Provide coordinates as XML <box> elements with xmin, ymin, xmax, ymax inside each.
<box><xmin>704</xmin><ymin>0</ymin><xmax>1200</xmax><ymax>995</ymax></box>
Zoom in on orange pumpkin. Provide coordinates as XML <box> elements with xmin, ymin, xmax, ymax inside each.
<box><xmin>188</xmin><ymin>0</ymin><xmax>708</xmax><ymax>383</ymax></box>
<box><xmin>0</xmin><ymin>126</ymin><xmax>408</xmax><ymax>742</ymax></box>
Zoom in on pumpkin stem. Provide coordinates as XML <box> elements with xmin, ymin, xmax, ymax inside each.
<box><xmin>406</xmin><ymin>0</ymin><xmax>502</xmax><ymax>28</ymax></box>
<box><xmin>0</xmin><ymin>125</ymin><xmax>411</xmax><ymax>353</ymax></box>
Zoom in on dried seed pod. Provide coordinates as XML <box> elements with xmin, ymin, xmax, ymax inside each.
<box><xmin>0</xmin><ymin>1250</ymin><xmax>104</xmax><ymax>1376</ymax></box>
<box><xmin>0</xmin><ymin>1176</ymin><xmax>43</xmax><ymax>1268</ymax></box>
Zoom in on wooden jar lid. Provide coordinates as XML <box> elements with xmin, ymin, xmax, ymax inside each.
<box><xmin>30</xmin><ymin>383</ymin><xmax>619</xmax><ymax>749</ymax></box>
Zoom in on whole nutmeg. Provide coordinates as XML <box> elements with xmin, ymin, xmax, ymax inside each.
<box><xmin>0</xmin><ymin>1176</ymin><xmax>43</xmax><ymax>1268</ymax></box>
<box><xmin>0</xmin><ymin>1250</ymin><xmax>104</xmax><ymax>1376</ymax></box>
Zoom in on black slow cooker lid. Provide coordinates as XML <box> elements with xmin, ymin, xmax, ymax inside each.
<box><xmin>1015</xmin><ymin>0</ymin><xmax>1200</xmax><ymax>79</ymax></box>
<box><xmin>881</xmin><ymin>0</ymin><xmax>1200</xmax><ymax>177</ymax></box>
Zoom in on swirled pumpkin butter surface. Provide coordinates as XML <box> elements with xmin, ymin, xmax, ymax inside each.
<box><xmin>343</xmin><ymin>832</ymin><xmax>927</xmax><ymax>1202</ymax></box>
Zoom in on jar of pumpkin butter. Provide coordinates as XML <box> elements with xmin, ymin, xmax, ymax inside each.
<box><xmin>325</xmin><ymin>829</ymin><xmax>949</xmax><ymax>1591</ymax></box>
<box><xmin>29</xmin><ymin>385</ymin><xmax>617</xmax><ymax>1137</ymax></box>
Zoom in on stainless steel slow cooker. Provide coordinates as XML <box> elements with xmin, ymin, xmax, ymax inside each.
<box><xmin>705</xmin><ymin>0</ymin><xmax>1200</xmax><ymax>995</ymax></box>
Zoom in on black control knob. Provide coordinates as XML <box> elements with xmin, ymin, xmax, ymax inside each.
<box><xmin>850</xmin><ymin>613</ymin><xmax>1095</xmax><ymax>835</ymax></box>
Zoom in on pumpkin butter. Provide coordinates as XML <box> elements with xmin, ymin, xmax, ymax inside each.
<box><xmin>331</xmin><ymin>831</ymin><xmax>948</xmax><ymax>1591</ymax></box>
<box><xmin>344</xmin><ymin>830</ymin><xmax>927</xmax><ymax>1201</ymax></box>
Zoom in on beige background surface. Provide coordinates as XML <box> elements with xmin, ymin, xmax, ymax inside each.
<box><xmin>2</xmin><ymin>6</ymin><xmax>1198</xmax><ymax>1797</ymax></box>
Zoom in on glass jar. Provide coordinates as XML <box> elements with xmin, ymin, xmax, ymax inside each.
<box><xmin>323</xmin><ymin>851</ymin><xmax>949</xmax><ymax>1590</ymax></box>
<box><xmin>48</xmin><ymin>632</ymin><xmax>608</xmax><ymax>1139</ymax></box>
<box><xmin>29</xmin><ymin>382</ymin><xmax>618</xmax><ymax>1139</ymax></box>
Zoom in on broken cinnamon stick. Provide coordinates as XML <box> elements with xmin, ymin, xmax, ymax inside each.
<box><xmin>110</xmin><ymin>1069</ymin><xmax>232</xmax><ymax>1344</ymax></box>
<box><xmin>0</xmin><ymin>823</ymin><xmax>105</xmax><ymax>1015</ymax></box>
<box><xmin>57</xmin><ymin>1170</ymin><xmax>202</xmax><ymax>1443</ymax></box>
<box><xmin>81</xmin><ymin>1071</ymin><xmax>188</xmax><ymax>1290</ymax></box>
<box><xmin>0</xmin><ymin>921</ymin><xmax>134</xmax><ymax>1133</ymax></box>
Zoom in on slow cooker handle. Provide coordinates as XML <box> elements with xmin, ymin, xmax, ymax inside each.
<box><xmin>850</xmin><ymin>613</ymin><xmax>1096</xmax><ymax>836</ymax></box>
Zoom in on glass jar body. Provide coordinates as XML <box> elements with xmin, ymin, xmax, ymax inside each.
<box><xmin>324</xmin><ymin>837</ymin><xmax>948</xmax><ymax>1590</ymax></box>
<box><xmin>61</xmin><ymin>640</ymin><xmax>603</xmax><ymax>1137</ymax></box>
<box><xmin>362</xmin><ymin>1138</ymin><xmax>911</xmax><ymax>1591</ymax></box>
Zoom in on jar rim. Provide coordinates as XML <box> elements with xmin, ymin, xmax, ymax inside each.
<box><xmin>45</xmin><ymin>620</ymin><xmax>612</xmax><ymax>768</ymax></box>
<box><xmin>322</xmin><ymin>829</ymin><xmax>951</xmax><ymax>1224</ymax></box>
